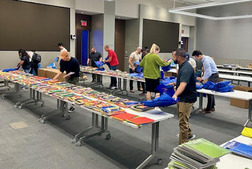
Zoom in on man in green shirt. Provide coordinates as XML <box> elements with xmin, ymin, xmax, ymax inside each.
<box><xmin>140</xmin><ymin>43</ymin><xmax>171</xmax><ymax>100</ymax></box>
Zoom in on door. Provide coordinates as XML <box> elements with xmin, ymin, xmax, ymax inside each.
<box><xmin>181</xmin><ymin>37</ymin><xmax>189</xmax><ymax>52</ymax></box>
<box><xmin>81</xmin><ymin>30</ymin><xmax>89</xmax><ymax>66</ymax></box>
<box><xmin>115</xmin><ymin>19</ymin><xmax>125</xmax><ymax>71</ymax></box>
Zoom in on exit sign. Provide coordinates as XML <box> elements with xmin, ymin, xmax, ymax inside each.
<box><xmin>81</xmin><ymin>20</ymin><xmax>87</xmax><ymax>27</ymax></box>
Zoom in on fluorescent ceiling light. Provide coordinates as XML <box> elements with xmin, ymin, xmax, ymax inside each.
<box><xmin>169</xmin><ymin>0</ymin><xmax>252</xmax><ymax>20</ymax></box>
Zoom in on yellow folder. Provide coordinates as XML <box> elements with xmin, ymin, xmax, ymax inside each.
<box><xmin>241</xmin><ymin>127</ymin><xmax>252</xmax><ymax>138</ymax></box>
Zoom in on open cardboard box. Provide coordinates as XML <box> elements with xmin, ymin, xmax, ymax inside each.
<box><xmin>230</xmin><ymin>85</ymin><xmax>252</xmax><ymax>109</ymax></box>
<box><xmin>38</xmin><ymin>68</ymin><xmax>65</xmax><ymax>82</ymax></box>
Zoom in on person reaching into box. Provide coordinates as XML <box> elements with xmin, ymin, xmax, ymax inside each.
<box><xmin>53</xmin><ymin>50</ymin><xmax>80</xmax><ymax>114</ymax></box>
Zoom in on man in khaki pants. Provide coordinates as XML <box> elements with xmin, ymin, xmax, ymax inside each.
<box><xmin>170</xmin><ymin>48</ymin><xmax>197</xmax><ymax>145</ymax></box>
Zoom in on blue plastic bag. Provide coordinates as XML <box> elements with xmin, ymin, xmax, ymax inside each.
<box><xmin>156</xmin><ymin>84</ymin><xmax>175</xmax><ymax>96</ymax></box>
<box><xmin>215</xmin><ymin>85</ymin><xmax>234</xmax><ymax>92</ymax></box>
<box><xmin>202</xmin><ymin>81</ymin><xmax>215</xmax><ymax>90</ymax></box>
<box><xmin>141</xmin><ymin>94</ymin><xmax>178</xmax><ymax>107</ymax></box>
<box><xmin>47</xmin><ymin>63</ymin><xmax>56</xmax><ymax>69</ymax></box>
<box><xmin>215</xmin><ymin>81</ymin><xmax>231</xmax><ymax>88</ymax></box>
<box><xmin>95</xmin><ymin>61</ymin><xmax>105</xmax><ymax>68</ymax></box>
<box><xmin>2</xmin><ymin>67</ymin><xmax>19</xmax><ymax>72</ymax></box>
<box><xmin>162</xmin><ymin>64</ymin><xmax>171</xmax><ymax>72</ymax></box>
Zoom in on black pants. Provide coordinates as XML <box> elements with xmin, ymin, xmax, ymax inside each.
<box><xmin>30</xmin><ymin>63</ymin><xmax>38</xmax><ymax>76</ymax></box>
<box><xmin>207</xmin><ymin>73</ymin><xmax>219</xmax><ymax>110</ymax></box>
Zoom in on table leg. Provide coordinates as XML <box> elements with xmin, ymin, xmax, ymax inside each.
<box><xmin>136</xmin><ymin>122</ymin><xmax>161</xmax><ymax>169</ymax></box>
<box><xmin>199</xmin><ymin>93</ymin><xmax>203</xmax><ymax>110</ymax></box>
<box><xmin>244</xmin><ymin>100</ymin><xmax>252</xmax><ymax>127</ymax></box>
<box><xmin>72</xmin><ymin>113</ymin><xmax>111</xmax><ymax>146</ymax></box>
<box><xmin>39</xmin><ymin>100</ymin><xmax>69</xmax><ymax>124</ymax></box>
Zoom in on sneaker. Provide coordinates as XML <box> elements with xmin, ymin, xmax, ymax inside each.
<box><xmin>139</xmin><ymin>92</ymin><xmax>146</xmax><ymax>96</ymax></box>
<box><xmin>106</xmin><ymin>86</ymin><xmax>112</xmax><ymax>89</ymax></box>
<box><xmin>188</xmin><ymin>134</ymin><xmax>196</xmax><ymax>141</ymax></box>
<box><xmin>111</xmin><ymin>86</ymin><xmax>117</xmax><ymax>90</ymax></box>
<box><xmin>130</xmin><ymin>90</ymin><xmax>134</xmax><ymax>93</ymax></box>
<box><xmin>155</xmin><ymin>107</ymin><xmax>161</xmax><ymax>111</ymax></box>
<box><xmin>69</xmin><ymin>105</ymin><xmax>75</xmax><ymax>113</ymax></box>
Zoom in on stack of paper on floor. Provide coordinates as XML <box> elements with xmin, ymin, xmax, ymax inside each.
<box><xmin>168</xmin><ymin>138</ymin><xmax>230</xmax><ymax>169</ymax></box>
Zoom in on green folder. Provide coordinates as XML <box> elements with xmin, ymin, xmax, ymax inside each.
<box><xmin>182</xmin><ymin>138</ymin><xmax>230</xmax><ymax>159</ymax></box>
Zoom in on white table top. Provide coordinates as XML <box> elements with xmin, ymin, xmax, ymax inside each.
<box><xmin>218</xmin><ymin>69</ymin><xmax>252</xmax><ymax>76</ymax></box>
<box><xmin>219</xmin><ymin>74</ymin><xmax>252</xmax><ymax>83</ymax></box>
<box><xmin>197</xmin><ymin>89</ymin><xmax>252</xmax><ymax>101</ymax></box>
<box><xmin>217</xmin><ymin>135</ymin><xmax>252</xmax><ymax>169</ymax></box>
<box><xmin>168</xmin><ymin>69</ymin><xmax>177</xmax><ymax>74</ymax></box>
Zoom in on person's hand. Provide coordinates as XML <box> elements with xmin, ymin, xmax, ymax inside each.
<box><xmin>102</xmin><ymin>60</ymin><xmax>106</xmax><ymax>63</ymax></box>
<box><xmin>197</xmin><ymin>77</ymin><xmax>203</xmax><ymax>82</ymax></box>
<box><xmin>132</xmin><ymin>67</ymin><xmax>135</xmax><ymax>72</ymax></box>
<box><xmin>168</xmin><ymin>82</ymin><xmax>176</xmax><ymax>86</ymax></box>
<box><xmin>51</xmin><ymin>79</ymin><xmax>58</xmax><ymax>82</ymax></box>
<box><xmin>172</xmin><ymin>94</ymin><xmax>177</xmax><ymax>100</ymax></box>
<box><xmin>167</xmin><ymin>59</ymin><xmax>172</xmax><ymax>64</ymax></box>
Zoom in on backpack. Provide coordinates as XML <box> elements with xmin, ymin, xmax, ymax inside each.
<box><xmin>32</xmin><ymin>53</ymin><xmax>41</xmax><ymax>63</ymax></box>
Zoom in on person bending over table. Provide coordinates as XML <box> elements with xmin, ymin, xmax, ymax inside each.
<box><xmin>103</xmin><ymin>45</ymin><xmax>119</xmax><ymax>90</ymax></box>
<box><xmin>129</xmin><ymin>47</ymin><xmax>145</xmax><ymax>93</ymax></box>
<box><xmin>170</xmin><ymin>48</ymin><xmax>197</xmax><ymax>145</ymax></box>
<box><xmin>192</xmin><ymin>50</ymin><xmax>219</xmax><ymax>114</ymax></box>
<box><xmin>87</xmin><ymin>47</ymin><xmax>102</xmax><ymax>82</ymax></box>
<box><xmin>53</xmin><ymin>51</ymin><xmax>80</xmax><ymax>114</ymax></box>
<box><xmin>139</xmin><ymin>43</ymin><xmax>171</xmax><ymax>101</ymax></box>
<box><xmin>17</xmin><ymin>49</ymin><xmax>31</xmax><ymax>73</ymax></box>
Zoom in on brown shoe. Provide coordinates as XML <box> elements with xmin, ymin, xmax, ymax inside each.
<box><xmin>138</xmin><ymin>87</ymin><xmax>143</xmax><ymax>91</ymax></box>
<box><xmin>210</xmin><ymin>107</ymin><xmax>215</xmax><ymax>112</ymax></box>
<box><xmin>130</xmin><ymin>90</ymin><xmax>134</xmax><ymax>93</ymax></box>
<box><xmin>200</xmin><ymin>108</ymin><xmax>211</xmax><ymax>114</ymax></box>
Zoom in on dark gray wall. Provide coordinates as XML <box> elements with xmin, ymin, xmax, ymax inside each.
<box><xmin>196</xmin><ymin>2</ymin><xmax>252</xmax><ymax>66</ymax></box>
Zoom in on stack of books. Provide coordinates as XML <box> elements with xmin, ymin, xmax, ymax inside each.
<box><xmin>168</xmin><ymin>138</ymin><xmax>230</xmax><ymax>169</ymax></box>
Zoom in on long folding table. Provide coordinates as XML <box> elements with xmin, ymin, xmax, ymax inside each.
<box><xmin>81</xmin><ymin>69</ymin><xmax>144</xmax><ymax>95</ymax></box>
<box><xmin>219</xmin><ymin>74</ymin><xmax>252</xmax><ymax>87</ymax></box>
<box><xmin>1</xmin><ymin>72</ymin><xmax>174</xmax><ymax>169</ymax></box>
<box><xmin>197</xmin><ymin>89</ymin><xmax>252</xmax><ymax>127</ymax></box>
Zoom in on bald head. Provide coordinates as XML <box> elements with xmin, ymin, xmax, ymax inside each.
<box><xmin>136</xmin><ymin>47</ymin><xmax>142</xmax><ymax>54</ymax></box>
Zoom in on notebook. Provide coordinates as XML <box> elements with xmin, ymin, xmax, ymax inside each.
<box><xmin>111</xmin><ymin>113</ymin><xmax>137</xmax><ymax>121</ymax></box>
<box><xmin>127</xmin><ymin>117</ymin><xmax>154</xmax><ymax>125</ymax></box>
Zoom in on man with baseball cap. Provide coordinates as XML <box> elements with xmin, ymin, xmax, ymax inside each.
<box><xmin>53</xmin><ymin>51</ymin><xmax>80</xmax><ymax>84</ymax></box>
<box><xmin>53</xmin><ymin>51</ymin><xmax>80</xmax><ymax>114</ymax></box>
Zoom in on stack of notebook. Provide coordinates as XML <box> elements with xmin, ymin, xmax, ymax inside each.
<box><xmin>168</xmin><ymin>138</ymin><xmax>230</xmax><ymax>169</ymax></box>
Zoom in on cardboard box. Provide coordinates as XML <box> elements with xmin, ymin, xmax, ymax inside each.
<box><xmin>230</xmin><ymin>98</ymin><xmax>249</xmax><ymax>109</ymax></box>
<box><xmin>38</xmin><ymin>68</ymin><xmax>46</xmax><ymax>77</ymax></box>
<box><xmin>164</xmin><ymin>72</ymin><xmax>177</xmax><ymax>77</ymax></box>
<box><xmin>37</xmin><ymin>68</ymin><xmax>65</xmax><ymax>82</ymax></box>
<box><xmin>230</xmin><ymin>85</ymin><xmax>252</xmax><ymax>109</ymax></box>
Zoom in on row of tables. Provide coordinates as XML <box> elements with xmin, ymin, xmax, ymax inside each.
<box><xmin>0</xmin><ymin>71</ymin><xmax>174</xmax><ymax>169</ymax></box>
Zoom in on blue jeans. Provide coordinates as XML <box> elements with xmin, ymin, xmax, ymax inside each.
<box><xmin>110</xmin><ymin>65</ymin><xmax>117</xmax><ymax>87</ymax></box>
<box><xmin>24</xmin><ymin>69</ymin><xmax>31</xmax><ymax>73</ymax></box>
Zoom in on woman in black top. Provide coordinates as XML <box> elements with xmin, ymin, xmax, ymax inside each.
<box><xmin>17</xmin><ymin>49</ymin><xmax>31</xmax><ymax>73</ymax></box>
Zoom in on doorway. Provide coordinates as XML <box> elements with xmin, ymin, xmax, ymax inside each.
<box><xmin>115</xmin><ymin>19</ymin><xmax>125</xmax><ymax>71</ymax></box>
<box><xmin>181</xmin><ymin>37</ymin><xmax>189</xmax><ymax>52</ymax></box>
